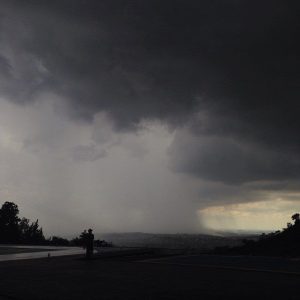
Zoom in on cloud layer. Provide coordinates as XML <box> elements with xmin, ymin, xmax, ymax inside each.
<box><xmin>0</xmin><ymin>1</ymin><xmax>299</xmax><ymax>233</ymax></box>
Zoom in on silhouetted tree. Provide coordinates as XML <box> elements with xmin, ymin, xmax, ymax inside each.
<box><xmin>291</xmin><ymin>213</ymin><xmax>300</xmax><ymax>224</ymax></box>
<box><xmin>94</xmin><ymin>239</ymin><xmax>113</xmax><ymax>247</ymax></box>
<box><xmin>214</xmin><ymin>212</ymin><xmax>300</xmax><ymax>257</ymax></box>
<box><xmin>19</xmin><ymin>218</ymin><xmax>45</xmax><ymax>244</ymax></box>
<box><xmin>28</xmin><ymin>219</ymin><xmax>45</xmax><ymax>244</ymax></box>
<box><xmin>19</xmin><ymin>217</ymin><xmax>30</xmax><ymax>241</ymax></box>
<box><xmin>70</xmin><ymin>237</ymin><xmax>82</xmax><ymax>246</ymax></box>
<box><xmin>21</xmin><ymin>220</ymin><xmax>45</xmax><ymax>244</ymax></box>
<box><xmin>0</xmin><ymin>202</ymin><xmax>45</xmax><ymax>244</ymax></box>
<box><xmin>48</xmin><ymin>236</ymin><xmax>70</xmax><ymax>246</ymax></box>
<box><xmin>69</xmin><ymin>230</ymin><xmax>88</xmax><ymax>247</ymax></box>
<box><xmin>0</xmin><ymin>202</ymin><xmax>20</xmax><ymax>243</ymax></box>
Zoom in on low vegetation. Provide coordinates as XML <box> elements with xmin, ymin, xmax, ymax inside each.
<box><xmin>0</xmin><ymin>201</ymin><xmax>112</xmax><ymax>247</ymax></box>
<box><xmin>214</xmin><ymin>213</ymin><xmax>300</xmax><ymax>257</ymax></box>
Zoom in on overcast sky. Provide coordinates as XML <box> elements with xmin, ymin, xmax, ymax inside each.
<box><xmin>0</xmin><ymin>0</ymin><xmax>299</xmax><ymax>236</ymax></box>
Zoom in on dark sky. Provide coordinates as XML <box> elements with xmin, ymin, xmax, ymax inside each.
<box><xmin>0</xmin><ymin>0</ymin><xmax>299</xmax><ymax>234</ymax></box>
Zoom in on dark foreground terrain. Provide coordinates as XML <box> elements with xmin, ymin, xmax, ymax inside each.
<box><xmin>1</xmin><ymin>253</ymin><xmax>300</xmax><ymax>299</ymax></box>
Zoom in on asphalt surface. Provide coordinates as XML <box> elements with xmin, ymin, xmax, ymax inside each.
<box><xmin>0</xmin><ymin>245</ymin><xmax>84</xmax><ymax>262</ymax></box>
<box><xmin>0</xmin><ymin>253</ymin><xmax>300</xmax><ymax>299</ymax></box>
<box><xmin>0</xmin><ymin>247</ymin><xmax>54</xmax><ymax>255</ymax></box>
<box><xmin>140</xmin><ymin>254</ymin><xmax>300</xmax><ymax>274</ymax></box>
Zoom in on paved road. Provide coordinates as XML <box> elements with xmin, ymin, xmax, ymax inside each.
<box><xmin>140</xmin><ymin>254</ymin><xmax>300</xmax><ymax>274</ymax></box>
<box><xmin>0</xmin><ymin>254</ymin><xmax>300</xmax><ymax>299</ymax></box>
<box><xmin>0</xmin><ymin>246</ymin><xmax>152</xmax><ymax>262</ymax></box>
<box><xmin>0</xmin><ymin>245</ymin><xmax>84</xmax><ymax>262</ymax></box>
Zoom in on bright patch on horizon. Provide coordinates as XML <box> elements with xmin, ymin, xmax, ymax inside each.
<box><xmin>198</xmin><ymin>199</ymin><xmax>300</xmax><ymax>232</ymax></box>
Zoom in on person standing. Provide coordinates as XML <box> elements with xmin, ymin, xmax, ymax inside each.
<box><xmin>85</xmin><ymin>228</ymin><xmax>94</xmax><ymax>259</ymax></box>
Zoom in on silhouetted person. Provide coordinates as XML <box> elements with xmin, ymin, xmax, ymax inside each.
<box><xmin>85</xmin><ymin>228</ymin><xmax>94</xmax><ymax>259</ymax></box>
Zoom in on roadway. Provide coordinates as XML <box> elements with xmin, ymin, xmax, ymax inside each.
<box><xmin>0</xmin><ymin>253</ymin><xmax>300</xmax><ymax>299</ymax></box>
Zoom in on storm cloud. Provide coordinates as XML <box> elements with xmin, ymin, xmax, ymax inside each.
<box><xmin>0</xmin><ymin>1</ymin><xmax>297</xmax><ymax>124</ymax></box>
<box><xmin>0</xmin><ymin>0</ymin><xmax>299</xmax><ymax>233</ymax></box>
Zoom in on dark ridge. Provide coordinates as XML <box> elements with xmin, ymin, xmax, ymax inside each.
<box><xmin>213</xmin><ymin>213</ymin><xmax>300</xmax><ymax>257</ymax></box>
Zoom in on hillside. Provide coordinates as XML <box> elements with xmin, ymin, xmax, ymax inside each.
<box><xmin>100</xmin><ymin>232</ymin><xmax>251</xmax><ymax>251</ymax></box>
<box><xmin>214</xmin><ymin>213</ymin><xmax>300</xmax><ymax>257</ymax></box>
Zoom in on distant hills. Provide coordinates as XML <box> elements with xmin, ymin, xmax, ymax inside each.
<box><xmin>99</xmin><ymin>232</ymin><xmax>252</xmax><ymax>251</ymax></box>
<box><xmin>97</xmin><ymin>217</ymin><xmax>300</xmax><ymax>258</ymax></box>
<box><xmin>214</xmin><ymin>213</ymin><xmax>300</xmax><ymax>257</ymax></box>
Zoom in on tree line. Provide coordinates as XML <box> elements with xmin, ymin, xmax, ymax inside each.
<box><xmin>214</xmin><ymin>213</ymin><xmax>300</xmax><ymax>257</ymax></box>
<box><xmin>0</xmin><ymin>201</ymin><xmax>112</xmax><ymax>247</ymax></box>
<box><xmin>0</xmin><ymin>202</ymin><xmax>44</xmax><ymax>244</ymax></box>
